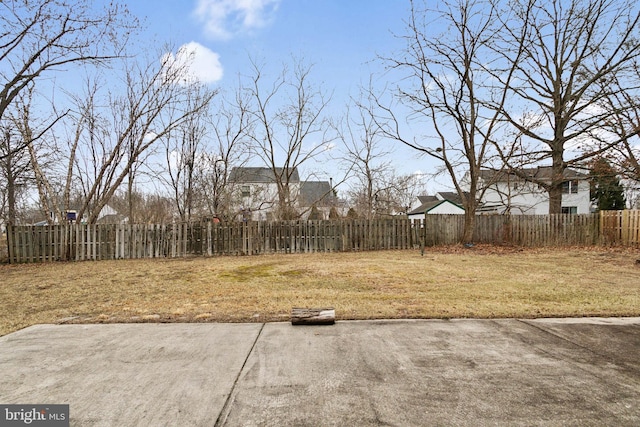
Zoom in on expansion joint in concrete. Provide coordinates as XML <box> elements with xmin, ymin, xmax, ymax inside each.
<box><xmin>214</xmin><ymin>323</ymin><xmax>265</xmax><ymax>426</ymax></box>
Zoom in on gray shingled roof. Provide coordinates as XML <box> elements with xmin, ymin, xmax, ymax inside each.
<box><xmin>409</xmin><ymin>191</ymin><xmax>466</xmax><ymax>215</ymax></box>
<box><xmin>229</xmin><ymin>167</ymin><xmax>300</xmax><ymax>183</ymax></box>
<box><xmin>299</xmin><ymin>181</ymin><xmax>337</xmax><ymax>206</ymax></box>
<box><xmin>437</xmin><ymin>191</ymin><xmax>465</xmax><ymax>205</ymax></box>
<box><xmin>408</xmin><ymin>200</ymin><xmax>447</xmax><ymax>215</ymax></box>
<box><xmin>479</xmin><ymin>167</ymin><xmax>588</xmax><ymax>183</ymax></box>
<box><xmin>418</xmin><ymin>195</ymin><xmax>438</xmax><ymax>204</ymax></box>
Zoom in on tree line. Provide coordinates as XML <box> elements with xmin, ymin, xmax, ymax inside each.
<box><xmin>376</xmin><ymin>0</ymin><xmax>640</xmax><ymax>241</ymax></box>
<box><xmin>1</xmin><ymin>0</ymin><xmax>639</xmax><ymax>241</ymax></box>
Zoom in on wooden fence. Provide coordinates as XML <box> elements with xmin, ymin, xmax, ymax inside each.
<box><xmin>4</xmin><ymin>212</ymin><xmax>638</xmax><ymax>263</ymax></box>
<box><xmin>5</xmin><ymin>219</ymin><xmax>416</xmax><ymax>263</ymax></box>
<box><xmin>420</xmin><ymin>214</ymin><xmax>600</xmax><ymax>247</ymax></box>
<box><xmin>600</xmin><ymin>210</ymin><xmax>640</xmax><ymax>247</ymax></box>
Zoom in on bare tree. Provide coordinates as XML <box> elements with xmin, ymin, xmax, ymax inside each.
<box><xmin>347</xmin><ymin>170</ymin><xmax>426</xmax><ymax>218</ymax></box>
<box><xmin>160</xmin><ymin>86</ymin><xmax>253</xmax><ymax>223</ymax></box>
<box><xmin>377</xmin><ymin>0</ymin><xmax>516</xmax><ymax>242</ymax></box>
<box><xmin>339</xmin><ymin>91</ymin><xmax>395</xmax><ymax>219</ymax></box>
<box><xmin>0</xmin><ymin>120</ymin><xmax>31</xmax><ymax>225</ymax></box>
<box><xmin>163</xmin><ymin>84</ymin><xmax>218</xmax><ymax>222</ymax></box>
<box><xmin>8</xmin><ymin>86</ymin><xmax>65</xmax><ymax>224</ymax></box>
<box><xmin>198</xmin><ymin>90</ymin><xmax>253</xmax><ymax>221</ymax></box>
<box><xmin>0</xmin><ymin>0</ymin><xmax>136</xmax><ymax>160</ymax></box>
<box><xmin>243</xmin><ymin>57</ymin><xmax>335</xmax><ymax>220</ymax></box>
<box><xmin>594</xmin><ymin>70</ymin><xmax>640</xmax><ymax>184</ymax></box>
<box><xmin>490</xmin><ymin>0</ymin><xmax>640</xmax><ymax>214</ymax></box>
<box><xmin>26</xmin><ymin>48</ymin><xmax>215</xmax><ymax>224</ymax></box>
<box><xmin>109</xmin><ymin>190</ymin><xmax>175</xmax><ymax>224</ymax></box>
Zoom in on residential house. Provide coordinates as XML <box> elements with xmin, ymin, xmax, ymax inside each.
<box><xmin>407</xmin><ymin>192</ymin><xmax>466</xmax><ymax>221</ymax></box>
<box><xmin>228</xmin><ymin>167</ymin><xmax>301</xmax><ymax>221</ymax></box>
<box><xmin>299</xmin><ymin>180</ymin><xmax>347</xmax><ymax>219</ymax></box>
<box><xmin>95</xmin><ymin>204</ymin><xmax>128</xmax><ymax>224</ymax></box>
<box><xmin>474</xmin><ymin>167</ymin><xmax>591</xmax><ymax>214</ymax></box>
<box><xmin>228</xmin><ymin>167</ymin><xmax>350</xmax><ymax>220</ymax></box>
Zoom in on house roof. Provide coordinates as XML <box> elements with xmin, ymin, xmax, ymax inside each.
<box><xmin>408</xmin><ymin>197</ymin><xmax>464</xmax><ymax>215</ymax></box>
<box><xmin>437</xmin><ymin>191</ymin><xmax>466</xmax><ymax>205</ymax></box>
<box><xmin>96</xmin><ymin>213</ymin><xmax>127</xmax><ymax>224</ymax></box>
<box><xmin>229</xmin><ymin>167</ymin><xmax>300</xmax><ymax>183</ymax></box>
<box><xmin>408</xmin><ymin>200</ymin><xmax>446</xmax><ymax>215</ymax></box>
<box><xmin>417</xmin><ymin>195</ymin><xmax>438</xmax><ymax>204</ymax></box>
<box><xmin>299</xmin><ymin>181</ymin><xmax>337</xmax><ymax>207</ymax></box>
<box><xmin>479</xmin><ymin>166</ymin><xmax>588</xmax><ymax>183</ymax></box>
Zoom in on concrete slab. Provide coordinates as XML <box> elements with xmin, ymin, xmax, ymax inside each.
<box><xmin>219</xmin><ymin>319</ymin><xmax>640</xmax><ymax>426</ymax></box>
<box><xmin>1</xmin><ymin>319</ymin><xmax>639</xmax><ymax>426</ymax></box>
<box><xmin>0</xmin><ymin>323</ymin><xmax>262</xmax><ymax>426</ymax></box>
<box><xmin>522</xmin><ymin>317</ymin><xmax>640</xmax><ymax>376</ymax></box>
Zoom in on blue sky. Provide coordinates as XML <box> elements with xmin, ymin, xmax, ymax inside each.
<box><xmin>128</xmin><ymin>0</ymin><xmax>409</xmax><ymax>90</ymax></box>
<box><xmin>122</xmin><ymin>0</ymin><xmax>440</xmax><ymax>192</ymax></box>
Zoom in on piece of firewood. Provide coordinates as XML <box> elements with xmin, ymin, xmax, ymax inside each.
<box><xmin>291</xmin><ymin>307</ymin><xmax>335</xmax><ymax>325</ymax></box>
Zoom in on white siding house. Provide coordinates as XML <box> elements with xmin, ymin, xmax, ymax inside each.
<box><xmin>407</xmin><ymin>192</ymin><xmax>465</xmax><ymax>220</ymax></box>
<box><xmin>229</xmin><ymin>167</ymin><xmax>346</xmax><ymax>220</ymax></box>
<box><xmin>228</xmin><ymin>167</ymin><xmax>302</xmax><ymax>221</ymax></box>
<box><xmin>474</xmin><ymin>167</ymin><xmax>591</xmax><ymax>214</ymax></box>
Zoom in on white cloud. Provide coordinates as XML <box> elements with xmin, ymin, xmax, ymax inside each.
<box><xmin>143</xmin><ymin>132</ymin><xmax>159</xmax><ymax>143</ymax></box>
<box><xmin>194</xmin><ymin>0</ymin><xmax>280</xmax><ymax>40</ymax></box>
<box><xmin>164</xmin><ymin>42</ymin><xmax>223</xmax><ymax>84</ymax></box>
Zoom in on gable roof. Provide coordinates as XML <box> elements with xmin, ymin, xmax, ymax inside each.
<box><xmin>299</xmin><ymin>181</ymin><xmax>337</xmax><ymax>206</ymax></box>
<box><xmin>480</xmin><ymin>166</ymin><xmax>588</xmax><ymax>183</ymax></box>
<box><xmin>408</xmin><ymin>200</ymin><xmax>444</xmax><ymax>215</ymax></box>
<box><xmin>418</xmin><ymin>195</ymin><xmax>438</xmax><ymax>204</ymax></box>
<box><xmin>409</xmin><ymin>191</ymin><xmax>466</xmax><ymax>215</ymax></box>
<box><xmin>408</xmin><ymin>199</ymin><xmax>464</xmax><ymax>215</ymax></box>
<box><xmin>229</xmin><ymin>167</ymin><xmax>300</xmax><ymax>183</ymax></box>
<box><xmin>436</xmin><ymin>191</ymin><xmax>465</xmax><ymax>205</ymax></box>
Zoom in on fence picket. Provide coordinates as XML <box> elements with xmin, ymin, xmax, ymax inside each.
<box><xmin>6</xmin><ymin>211</ymin><xmax>639</xmax><ymax>263</ymax></box>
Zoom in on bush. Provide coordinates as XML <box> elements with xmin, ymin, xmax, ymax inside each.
<box><xmin>346</xmin><ymin>208</ymin><xmax>359</xmax><ymax>219</ymax></box>
<box><xmin>308</xmin><ymin>205</ymin><xmax>323</xmax><ymax>220</ymax></box>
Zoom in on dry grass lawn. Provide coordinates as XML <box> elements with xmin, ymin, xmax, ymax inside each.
<box><xmin>1</xmin><ymin>245</ymin><xmax>639</xmax><ymax>336</ymax></box>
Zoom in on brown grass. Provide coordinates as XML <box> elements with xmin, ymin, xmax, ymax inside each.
<box><xmin>1</xmin><ymin>245</ymin><xmax>639</xmax><ymax>336</ymax></box>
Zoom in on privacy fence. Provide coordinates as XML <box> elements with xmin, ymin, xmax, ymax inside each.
<box><xmin>600</xmin><ymin>210</ymin><xmax>640</xmax><ymax>247</ymax></box>
<box><xmin>5</xmin><ymin>211</ymin><xmax>639</xmax><ymax>263</ymax></box>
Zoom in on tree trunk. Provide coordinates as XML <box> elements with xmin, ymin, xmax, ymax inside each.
<box><xmin>5</xmin><ymin>153</ymin><xmax>16</xmax><ymax>226</ymax></box>
<box><xmin>548</xmin><ymin>153</ymin><xmax>564</xmax><ymax>214</ymax></box>
<box><xmin>128</xmin><ymin>172</ymin><xmax>134</xmax><ymax>224</ymax></box>
<box><xmin>461</xmin><ymin>173</ymin><xmax>478</xmax><ymax>244</ymax></box>
<box><xmin>462</xmin><ymin>206</ymin><xmax>476</xmax><ymax>243</ymax></box>
<box><xmin>548</xmin><ymin>184</ymin><xmax>563</xmax><ymax>214</ymax></box>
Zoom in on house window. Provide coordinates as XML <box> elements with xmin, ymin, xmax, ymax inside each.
<box><xmin>562</xmin><ymin>180</ymin><xmax>578</xmax><ymax>194</ymax></box>
<box><xmin>241</xmin><ymin>185</ymin><xmax>250</xmax><ymax>198</ymax></box>
<box><xmin>561</xmin><ymin>206</ymin><xmax>577</xmax><ymax>215</ymax></box>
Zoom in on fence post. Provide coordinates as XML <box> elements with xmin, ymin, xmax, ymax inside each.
<box><xmin>6</xmin><ymin>224</ymin><xmax>14</xmax><ymax>263</ymax></box>
<box><xmin>6</xmin><ymin>211</ymin><xmax>635</xmax><ymax>264</ymax></box>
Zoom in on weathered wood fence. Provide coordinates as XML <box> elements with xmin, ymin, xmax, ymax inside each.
<box><xmin>6</xmin><ymin>219</ymin><xmax>416</xmax><ymax>263</ymax></box>
<box><xmin>424</xmin><ymin>214</ymin><xmax>601</xmax><ymax>247</ymax></box>
<box><xmin>600</xmin><ymin>210</ymin><xmax>640</xmax><ymax>247</ymax></box>
<box><xmin>5</xmin><ymin>212</ymin><xmax>639</xmax><ymax>263</ymax></box>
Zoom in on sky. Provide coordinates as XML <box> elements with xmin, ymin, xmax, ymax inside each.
<box><xmin>122</xmin><ymin>0</ymin><xmax>443</xmax><ymax>193</ymax></box>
